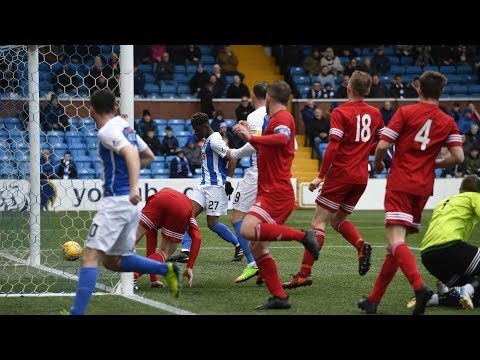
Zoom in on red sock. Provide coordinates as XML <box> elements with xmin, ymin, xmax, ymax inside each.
<box><xmin>256</xmin><ymin>253</ymin><xmax>287</xmax><ymax>299</ymax></box>
<box><xmin>393</xmin><ymin>243</ymin><xmax>424</xmax><ymax>291</ymax></box>
<box><xmin>134</xmin><ymin>229</ymin><xmax>159</xmax><ymax>280</ymax></box>
<box><xmin>299</xmin><ymin>228</ymin><xmax>325</xmax><ymax>276</ymax></box>
<box><xmin>336</xmin><ymin>220</ymin><xmax>364</xmax><ymax>250</ymax></box>
<box><xmin>368</xmin><ymin>252</ymin><xmax>398</xmax><ymax>304</ymax></box>
<box><xmin>148</xmin><ymin>252</ymin><xmax>165</xmax><ymax>282</ymax></box>
<box><xmin>255</xmin><ymin>223</ymin><xmax>305</xmax><ymax>242</ymax></box>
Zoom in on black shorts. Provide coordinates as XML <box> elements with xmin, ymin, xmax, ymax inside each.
<box><xmin>421</xmin><ymin>240</ymin><xmax>480</xmax><ymax>287</ymax></box>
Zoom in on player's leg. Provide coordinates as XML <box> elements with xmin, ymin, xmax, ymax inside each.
<box><xmin>103</xmin><ymin>203</ymin><xmax>181</xmax><ymax>298</ymax></box>
<box><xmin>135</xmin><ymin>224</ymin><xmax>148</xmax><ymax>246</ymax></box>
<box><xmin>232</xmin><ymin>208</ymin><xmax>258</xmax><ymax>282</ymax></box>
<box><xmin>169</xmin><ymin>191</ymin><xmax>205</xmax><ymax>261</ymax></box>
<box><xmin>133</xmin><ymin>227</ymin><xmax>159</xmax><ymax>284</ymax></box>
<box><xmin>282</xmin><ymin>204</ymin><xmax>330</xmax><ymax>289</ymax></box>
<box><xmin>241</xmin><ymin>214</ymin><xmax>290</xmax><ymax>309</ymax></box>
<box><xmin>70</xmin><ymin>247</ymin><xmax>103</xmax><ymax>315</ymax></box>
<box><xmin>204</xmin><ymin>186</ymin><xmax>242</xmax><ymax>259</ymax></box>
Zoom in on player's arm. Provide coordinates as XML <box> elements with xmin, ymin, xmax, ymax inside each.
<box><xmin>228</xmin><ymin>120</ymin><xmax>262</xmax><ymax>159</ymax></box>
<box><xmin>233</xmin><ymin>121</ymin><xmax>290</xmax><ymax>148</ymax></box>
<box><xmin>435</xmin><ymin>128</ymin><xmax>464</xmax><ymax>168</ymax></box>
<box><xmin>183</xmin><ymin>217</ymin><xmax>201</xmax><ymax>287</ymax></box>
<box><xmin>374</xmin><ymin>109</ymin><xmax>404</xmax><ymax>173</ymax></box>
<box><xmin>136</xmin><ymin>134</ymin><xmax>155</xmax><ymax>169</ymax></box>
<box><xmin>210</xmin><ymin>135</ymin><xmax>236</xmax><ymax>194</ymax></box>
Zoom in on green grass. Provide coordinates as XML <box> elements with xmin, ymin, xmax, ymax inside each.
<box><xmin>1</xmin><ymin>209</ymin><xmax>479</xmax><ymax>315</ymax></box>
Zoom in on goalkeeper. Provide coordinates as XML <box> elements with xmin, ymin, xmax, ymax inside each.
<box><xmin>419</xmin><ymin>175</ymin><xmax>480</xmax><ymax>310</ymax></box>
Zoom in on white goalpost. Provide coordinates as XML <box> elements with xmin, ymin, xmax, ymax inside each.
<box><xmin>0</xmin><ymin>44</ymin><xmax>133</xmax><ymax>296</ymax></box>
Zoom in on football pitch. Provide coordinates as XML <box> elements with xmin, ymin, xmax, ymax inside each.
<box><xmin>0</xmin><ymin>209</ymin><xmax>479</xmax><ymax>315</ymax></box>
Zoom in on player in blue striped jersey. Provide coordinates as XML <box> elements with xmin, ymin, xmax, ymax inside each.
<box><xmin>169</xmin><ymin>112</ymin><xmax>242</xmax><ymax>262</ymax></box>
<box><xmin>68</xmin><ymin>90</ymin><xmax>181</xmax><ymax>315</ymax></box>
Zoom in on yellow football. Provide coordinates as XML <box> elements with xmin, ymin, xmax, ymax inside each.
<box><xmin>62</xmin><ymin>241</ymin><xmax>83</xmax><ymax>261</ymax></box>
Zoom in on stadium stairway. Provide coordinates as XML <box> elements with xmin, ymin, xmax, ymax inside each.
<box><xmin>230</xmin><ymin>45</ymin><xmax>283</xmax><ymax>92</ymax></box>
<box><xmin>293</xmin><ymin>135</ymin><xmax>319</xmax><ymax>185</ymax></box>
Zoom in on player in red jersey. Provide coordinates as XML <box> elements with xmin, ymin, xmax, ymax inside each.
<box><xmin>283</xmin><ymin>71</ymin><xmax>384</xmax><ymax>289</ymax></box>
<box><xmin>133</xmin><ymin>188</ymin><xmax>201</xmax><ymax>288</ymax></box>
<box><xmin>231</xmin><ymin>81</ymin><xmax>319</xmax><ymax>310</ymax></box>
<box><xmin>358</xmin><ymin>71</ymin><xmax>464</xmax><ymax>315</ymax></box>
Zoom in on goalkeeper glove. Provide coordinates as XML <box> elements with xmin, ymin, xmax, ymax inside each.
<box><xmin>225</xmin><ymin>177</ymin><xmax>234</xmax><ymax>196</ymax></box>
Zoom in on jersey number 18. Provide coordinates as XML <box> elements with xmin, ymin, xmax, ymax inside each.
<box><xmin>355</xmin><ymin>114</ymin><xmax>371</xmax><ymax>142</ymax></box>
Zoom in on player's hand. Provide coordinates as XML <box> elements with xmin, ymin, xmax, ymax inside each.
<box><xmin>233</xmin><ymin>123</ymin><xmax>251</xmax><ymax>141</ymax></box>
<box><xmin>309</xmin><ymin>177</ymin><xmax>324</xmax><ymax>192</ymax></box>
<box><xmin>130</xmin><ymin>188</ymin><xmax>140</xmax><ymax>205</ymax></box>
<box><xmin>183</xmin><ymin>268</ymin><xmax>193</xmax><ymax>287</ymax></box>
<box><xmin>225</xmin><ymin>180</ymin><xmax>234</xmax><ymax>195</ymax></box>
<box><xmin>373</xmin><ymin>160</ymin><xmax>385</xmax><ymax>174</ymax></box>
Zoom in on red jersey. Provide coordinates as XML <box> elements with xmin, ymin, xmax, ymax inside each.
<box><xmin>380</xmin><ymin>102</ymin><xmax>462</xmax><ymax>196</ymax></box>
<box><xmin>327</xmin><ymin>101</ymin><xmax>384</xmax><ymax>184</ymax></box>
<box><xmin>250</xmin><ymin>109</ymin><xmax>296</xmax><ymax>197</ymax></box>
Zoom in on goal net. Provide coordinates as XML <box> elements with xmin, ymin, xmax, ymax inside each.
<box><xmin>0</xmin><ymin>45</ymin><xmax>133</xmax><ymax>296</ymax></box>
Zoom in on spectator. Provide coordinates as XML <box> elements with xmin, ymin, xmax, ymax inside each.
<box><xmin>184</xmin><ymin>45</ymin><xmax>201</xmax><ymax>66</ymax></box>
<box><xmin>134</xmin><ymin>45</ymin><xmax>152</xmax><ymax>65</ymax></box>
<box><xmin>359</xmin><ymin>57</ymin><xmax>373</xmax><ymax>74</ymax></box>
<box><xmin>166</xmin><ymin>45</ymin><xmax>186</xmax><ymax>65</ymax></box>
<box><xmin>380</xmin><ymin>101</ymin><xmax>395</xmax><ymax>126</ymax></box>
<box><xmin>414</xmin><ymin>45</ymin><xmax>434</xmax><ymax>66</ymax></box>
<box><xmin>235</xmin><ymin>96</ymin><xmax>254</xmax><ymax>121</ymax></box>
<box><xmin>405</xmin><ymin>77</ymin><xmax>421</xmax><ymax>98</ymax></box>
<box><xmin>85</xmin><ymin>56</ymin><xmax>108</xmax><ymax>95</ymax></box>
<box><xmin>307</xmin><ymin>81</ymin><xmax>322</xmax><ymax>99</ymax></box>
<box><xmin>40</xmin><ymin>149</ymin><xmax>57</xmax><ymax>179</ymax></box>
<box><xmin>227</xmin><ymin>75</ymin><xmax>250</xmax><ymax>99</ymax></box>
<box><xmin>170</xmin><ymin>149</ymin><xmax>192</xmax><ymax>178</ymax></box>
<box><xmin>311</xmin><ymin>108</ymin><xmax>330</xmax><ymax>159</ymax></box>
<box><xmin>303</xmin><ymin>49</ymin><xmax>322</xmax><ymax>76</ymax></box>
<box><xmin>280</xmin><ymin>45</ymin><xmax>304</xmax><ymax>73</ymax></box>
<box><xmin>135</xmin><ymin>109</ymin><xmax>155</xmax><ymax>137</ymax></box>
<box><xmin>104</xmin><ymin>52</ymin><xmax>121</xmax><ymax>97</ymax></box>
<box><xmin>161</xmin><ymin>126</ymin><xmax>179</xmax><ymax>156</ymax></box>
<box><xmin>320</xmin><ymin>83</ymin><xmax>335</xmax><ymax>98</ymax></box>
<box><xmin>142</xmin><ymin>130</ymin><xmax>162</xmax><ymax>156</ymax></box>
<box><xmin>467</xmin><ymin>102</ymin><xmax>480</xmax><ymax>123</ymax></box>
<box><xmin>211</xmin><ymin>64</ymin><xmax>227</xmax><ymax>89</ymax></box>
<box><xmin>371</xmin><ymin>47</ymin><xmax>391</xmax><ymax>75</ymax></box>
<box><xmin>198</xmin><ymin>75</ymin><xmax>223</xmax><ymax>119</ymax></box>
<box><xmin>151</xmin><ymin>45</ymin><xmax>166</xmax><ymax>63</ymax></box>
<box><xmin>462</xmin><ymin>134</ymin><xmax>474</xmax><ymax>156</ymax></box>
<box><xmin>211</xmin><ymin>110</ymin><xmax>224</xmax><ymax>132</ymax></box>
<box><xmin>57</xmin><ymin>151</ymin><xmax>78</xmax><ymax>179</ymax></box>
<box><xmin>189</xmin><ymin>63</ymin><xmax>210</xmax><ymax>94</ymax></box>
<box><xmin>466</xmin><ymin>146</ymin><xmax>480</xmax><ymax>176</ymax></box>
<box><xmin>133</xmin><ymin>65</ymin><xmax>145</xmax><ymax>97</ymax></box>
<box><xmin>449</xmin><ymin>102</ymin><xmax>462</xmax><ymax>123</ymax></box>
<box><xmin>390</xmin><ymin>74</ymin><xmax>406</xmax><ymax>98</ymax></box>
<box><xmin>320</xmin><ymin>47</ymin><xmax>343</xmax><ymax>75</ymax></box>
<box><xmin>431</xmin><ymin>45</ymin><xmax>454</xmax><ymax>66</ymax></box>
<box><xmin>301</xmin><ymin>100</ymin><xmax>316</xmax><ymax>146</ymax></box>
<box><xmin>368</xmin><ymin>74</ymin><xmax>390</xmax><ymax>98</ymax></box>
<box><xmin>394</xmin><ymin>45</ymin><xmax>414</xmax><ymax>56</ymax></box>
<box><xmin>202</xmin><ymin>74</ymin><xmax>224</xmax><ymax>99</ymax></box>
<box><xmin>156</xmin><ymin>52</ymin><xmax>174</xmax><ymax>81</ymax></box>
<box><xmin>182</xmin><ymin>140</ymin><xmax>202</xmax><ymax>174</ymax></box>
<box><xmin>454</xmin><ymin>45</ymin><xmax>473</xmax><ymax>66</ymax></box>
<box><xmin>334</xmin><ymin>75</ymin><xmax>350</xmax><ymax>98</ymax></box>
<box><xmin>459</xmin><ymin>109</ymin><xmax>476</xmax><ymax>134</ymax></box>
<box><xmin>217</xmin><ymin>46</ymin><xmax>244</xmax><ymax>80</ymax></box>
<box><xmin>343</xmin><ymin>58</ymin><xmax>362</xmax><ymax>78</ymax></box>
<box><xmin>466</xmin><ymin>124</ymin><xmax>480</xmax><ymax>148</ymax></box>
<box><xmin>41</xmin><ymin>94</ymin><xmax>69</xmax><ymax>132</ymax></box>
<box><xmin>219</xmin><ymin>122</ymin><xmax>233</xmax><ymax>146</ymax></box>
<box><xmin>315</xmin><ymin>66</ymin><xmax>336</xmax><ymax>89</ymax></box>
<box><xmin>54</xmin><ymin>63</ymin><xmax>80</xmax><ymax>95</ymax></box>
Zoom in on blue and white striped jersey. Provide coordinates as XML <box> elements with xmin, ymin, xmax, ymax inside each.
<box><xmin>200</xmin><ymin>132</ymin><xmax>228</xmax><ymax>186</ymax></box>
<box><xmin>97</xmin><ymin>116</ymin><xmax>148</xmax><ymax>197</ymax></box>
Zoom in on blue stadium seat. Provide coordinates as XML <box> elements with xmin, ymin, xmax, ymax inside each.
<box><xmin>177</xmin><ymin>84</ymin><xmax>191</xmax><ymax>94</ymax></box>
<box><xmin>17</xmin><ymin>161</ymin><xmax>30</xmax><ymax>176</ymax></box>
<box><xmin>423</xmin><ymin>65</ymin><xmax>439</xmax><ymax>72</ymax></box>
<box><xmin>4</xmin><ymin>118</ymin><xmax>22</xmax><ymax>131</ymax></box>
<box><xmin>140</xmin><ymin>168</ymin><xmax>152</xmax><ymax>179</ymax></box>
<box><xmin>71</xmin><ymin>150</ymin><xmax>89</xmax><ymax>159</ymax></box>
<box><xmin>405</xmin><ymin>66</ymin><xmax>422</xmax><ymax>74</ymax></box>
<box><xmin>451</xmin><ymin>93</ymin><xmax>470</xmax><ymax>98</ymax></box>
<box><xmin>226</xmin><ymin>75</ymin><xmax>234</xmax><ymax>84</ymax></box>
<box><xmin>168</xmin><ymin>119</ymin><xmax>184</xmax><ymax>125</ymax></box>
<box><xmin>463</xmin><ymin>74</ymin><xmax>478</xmax><ymax>84</ymax></box>
<box><xmin>447</xmin><ymin>74</ymin><xmax>463</xmax><ymax>85</ymax></box>
<box><xmin>443</xmin><ymin>85</ymin><xmax>453</xmax><ymax>96</ymax></box>
<box><xmin>144</xmin><ymin>73</ymin><xmax>156</xmax><ymax>83</ymax></box>
<box><xmin>14</xmin><ymin>151</ymin><xmax>29</xmax><ymax>162</ymax></box>
<box><xmin>147</xmin><ymin>93</ymin><xmax>161</xmax><ymax>99</ymax></box>
<box><xmin>225</xmin><ymin>119</ymin><xmax>236</xmax><ymax>128</ymax></box>
<box><xmin>239</xmin><ymin>156</ymin><xmax>250</xmax><ymax>168</ymax></box>
<box><xmin>78</xmin><ymin>168</ymin><xmax>96</xmax><ymax>179</ymax></box>
<box><xmin>85</xmin><ymin>138</ymin><xmax>98</xmax><ymax>150</ymax></box>
<box><xmin>199</xmin><ymin>46</ymin><xmax>214</xmax><ymax>55</ymax></box>
<box><xmin>399</xmin><ymin>56</ymin><xmax>414</xmax><ymax>65</ymax></box>
<box><xmin>155</xmin><ymin>125</ymin><xmax>167</xmax><ymax>135</ymax></box>
<box><xmin>234</xmin><ymin>168</ymin><xmax>244</xmax><ymax>177</ymax></box>
<box><xmin>153</xmin><ymin>119</ymin><xmax>168</xmax><ymax>126</ymax></box>
<box><xmin>390</xmin><ymin>65</ymin><xmax>406</xmax><ymax>74</ymax></box>
<box><xmin>176</xmin><ymin>136</ymin><xmax>189</xmax><ymax>147</ymax></box>
<box><xmin>469</xmin><ymin>85</ymin><xmax>480</xmax><ymax>94</ymax></box>
<box><xmin>179</xmin><ymin>94</ymin><xmax>195</xmax><ymax>99</ymax></box>
<box><xmin>76</xmin><ymin>161</ymin><xmax>92</xmax><ymax>170</ymax></box>
<box><xmin>67</xmin><ymin>137</ymin><xmax>85</xmax><ymax>147</ymax></box>
<box><xmin>138</xmin><ymin>64</ymin><xmax>152</xmax><ymax>73</ymax></box>
<box><xmin>293</xmin><ymin>75</ymin><xmax>310</xmax><ymax>85</ymax></box>
<box><xmin>0</xmin><ymin>162</ymin><xmax>16</xmax><ymax>179</ymax></box>
<box><xmin>144</xmin><ymin>83</ymin><xmax>160</xmax><ymax>95</ymax></box>
<box><xmin>382</xmin><ymin>47</ymin><xmax>395</xmax><ymax>56</ymax></box>
<box><xmin>202</xmin><ymin>55</ymin><xmax>215</xmax><ymax>64</ymax></box>
<box><xmin>174</xmin><ymin>74</ymin><xmax>190</xmax><ymax>84</ymax></box>
<box><xmin>174</xmin><ymin>65</ymin><xmax>186</xmax><ymax>74</ymax></box>
<box><xmin>161</xmin><ymin>84</ymin><xmax>177</xmax><ymax>93</ymax></box>
<box><xmin>169</xmin><ymin>124</ymin><xmax>185</xmax><ymax>134</ymax></box>
<box><xmin>451</xmin><ymin>84</ymin><xmax>469</xmax><ymax>94</ymax></box>
<box><xmin>387</xmin><ymin>56</ymin><xmax>400</xmax><ymax>65</ymax></box>
<box><xmin>186</xmin><ymin>65</ymin><xmax>197</xmax><ymax>74</ymax></box>
<box><xmin>289</xmin><ymin>67</ymin><xmax>305</xmax><ymax>76</ymax></box>
<box><xmin>457</xmin><ymin>65</ymin><xmax>472</xmax><ymax>74</ymax></box>
<box><xmin>162</xmin><ymin>93</ymin><xmax>176</xmax><ymax>99</ymax></box>
<box><xmin>439</xmin><ymin>66</ymin><xmax>456</xmax><ymax>74</ymax></box>
<box><xmin>151</xmin><ymin>163</ymin><xmax>170</xmax><ymax>178</ymax></box>
<box><xmin>0</xmin><ymin>138</ymin><xmax>9</xmax><ymax>151</ymax></box>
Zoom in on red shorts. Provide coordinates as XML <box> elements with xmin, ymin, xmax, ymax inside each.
<box><xmin>139</xmin><ymin>188</ymin><xmax>193</xmax><ymax>243</ymax></box>
<box><xmin>316</xmin><ymin>181</ymin><xmax>367</xmax><ymax>214</ymax></box>
<box><xmin>248</xmin><ymin>193</ymin><xmax>295</xmax><ymax>225</ymax></box>
<box><xmin>384</xmin><ymin>190</ymin><xmax>430</xmax><ymax>233</ymax></box>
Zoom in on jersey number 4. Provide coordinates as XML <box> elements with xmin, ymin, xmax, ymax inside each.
<box><xmin>414</xmin><ymin>119</ymin><xmax>432</xmax><ymax>151</ymax></box>
<box><xmin>355</xmin><ymin>114</ymin><xmax>371</xmax><ymax>142</ymax></box>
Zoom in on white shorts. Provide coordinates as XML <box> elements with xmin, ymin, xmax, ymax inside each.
<box><xmin>190</xmin><ymin>185</ymin><xmax>228</xmax><ymax>216</ymax></box>
<box><xmin>86</xmin><ymin>195</ymin><xmax>141</xmax><ymax>256</ymax></box>
<box><xmin>232</xmin><ymin>169</ymin><xmax>258</xmax><ymax>213</ymax></box>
